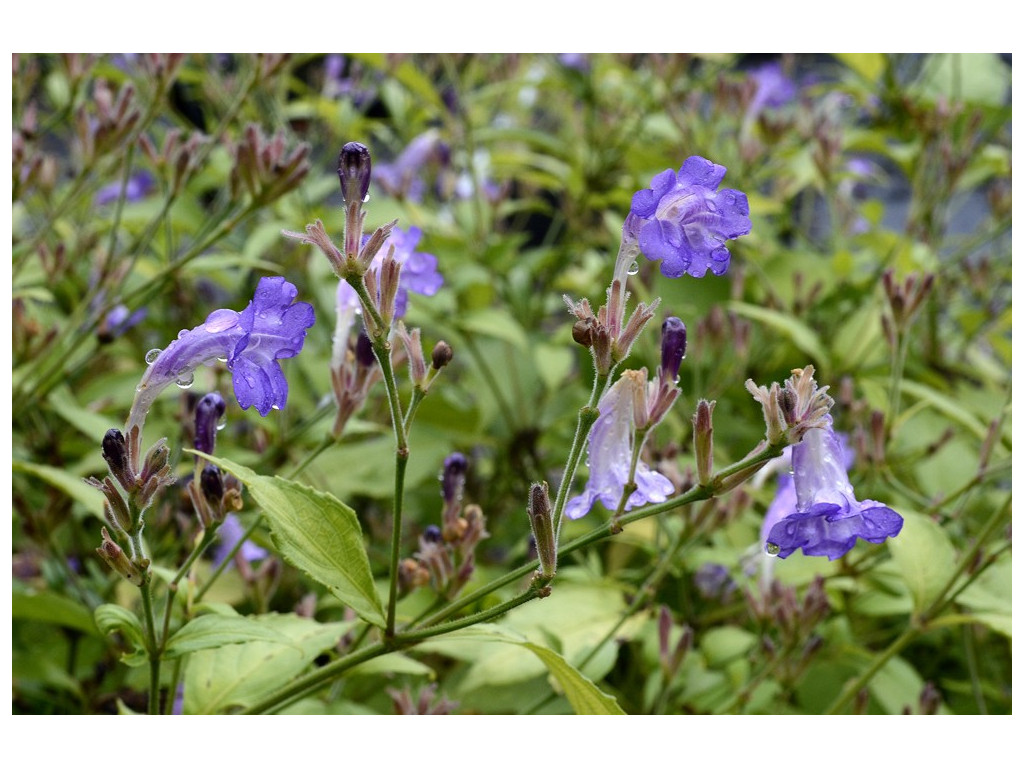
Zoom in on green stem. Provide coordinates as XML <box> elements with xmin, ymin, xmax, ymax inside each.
<box><xmin>138</xmin><ymin>579</ymin><xmax>160</xmax><ymax>715</ymax></box>
<box><xmin>553</xmin><ymin>370</ymin><xmax>611</xmax><ymax>538</ymax></box>
<box><xmin>243</xmin><ymin>583</ymin><xmax>545</xmax><ymax>714</ymax></box>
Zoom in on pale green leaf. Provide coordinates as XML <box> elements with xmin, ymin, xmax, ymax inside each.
<box><xmin>835</xmin><ymin>53</ymin><xmax>887</xmax><ymax>82</ymax></box>
<box><xmin>94</xmin><ymin>604</ymin><xmax>148</xmax><ymax>666</ymax></box>
<box><xmin>184</xmin><ymin>614</ymin><xmax>349</xmax><ymax>714</ymax></box>
<box><xmin>429</xmin><ymin>624</ymin><xmax>625</xmax><ymax>715</ymax></box>
<box><xmin>163</xmin><ymin>613</ymin><xmax>294</xmax><ymax>659</ymax></box>
<box><xmin>193</xmin><ymin>452</ymin><xmax>385</xmax><ymax>627</ymax></box>
<box><xmin>888</xmin><ymin>511</ymin><xmax>957</xmax><ymax>613</ymax></box>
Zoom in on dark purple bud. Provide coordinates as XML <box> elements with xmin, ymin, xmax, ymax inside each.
<box><xmin>200</xmin><ymin>464</ymin><xmax>224</xmax><ymax>502</ymax></box>
<box><xmin>355</xmin><ymin>330</ymin><xmax>376</xmax><ymax>368</ymax></box>
<box><xmin>441</xmin><ymin>452</ymin><xmax>468</xmax><ymax>504</ymax></box>
<box><xmin>422</xmin><ymin>524</ymin><xmax>443</xmax><ymax>544</ymax></box>
<box><xmin>338</xmin><ymin>142</ymin><xmax>372</xmax><ymax>203</ymax></box>
<box><xmin>102</xmin><ymin>428</ymin><xmax>128</xmax><ymax>474</ymax></box>
<box><xmin>194</xmin><ymin>392</ymin><xmax>227</xmax><ymax>455</ymax></box>
<box><xmin>660</xmin><ymin>316</ymin><xmax>687</xmax><ymax>380</ymax></box>
<box><xmin>431</xmin><ymin>340</ymin><xmax>453</xmax><ymax>370</ymax></box>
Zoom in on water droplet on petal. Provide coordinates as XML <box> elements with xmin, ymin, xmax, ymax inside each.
<box><xmin>145</xmin><ymin>348</ymin><xmax>162</xmax><ymax>364</ymax></box>
<box><xmin>205</xmin><ymin>309</ymin><xmax>240</xmax><ymax>333</ymax></box>
<box><xmin>216</xmin><ymin>414</ymin><xmax>228</xmax><ymax>431</ymax></box>
<box><xmin>271</xmin><ymin>404</ymin><xmax>280</xmax><ymax>410</ymax></box>
<box><xmin>175</xmin><ymin>371</ymin><xmax>195</xmax><ymax>389</ymax></box>
<box><xmin>177</xmin><ymin>329</ymin><xmax>189</xmax><ymax>339</ymax></box>
<box><xmin>765</xmin><ymin>542</ymin><xmax>780</xmax><ymax>557</ymax></box>
<box><xmin>627</xmin><ymin>260</ymin><xmax>640</xmax><ymax>275</ymax></box>
<box><xmin>363</xmin><ymin>194</ymin><xmax>370</xmax><ymax>203</ymax></box>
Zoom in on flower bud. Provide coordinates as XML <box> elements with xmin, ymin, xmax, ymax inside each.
<box><xmin>338</xmin><ymin>142</ymin><xmax>372</xmax><ymax>204</ymax></box>
<box><xmin>441</xmin><ymin>453</ymin><xmax>468</xmax><ymax>506</ymax></box>
<box><xmin>200</xmin><ymin>464</ymin><xmax>225</xmax><ymax>503</ymax></box>
<box><xmin>102</xmin><ymin>428</ymin><xmax>135</xmax><ymax>491</ymax></box>
<box><xmin>431</xmin><ymin>340</ymin><xmax>453</xmax><ymax>370</ymax></box>
<box><xmin>693</xmin><ymin>399</ymin><xmax>715</xmax><ymax>486</ymax></box>
<box><xmin>422</xmin><ymin>524</ymin><xmax>443</xmax><ymax>544</ymax></box>
<box><xmin>194</xmin><ymin>392</ymin><xmax>226</xmax><ymax>455</ymax></box>
<box><xmin>659</xmin><ymin>316</ymin><xmax>687</xmax><ymax>381</ymax></box>
<box><xmin>526</xmin><ymin>482</ymin><xmax>557</xmax><ymax>579</ymax></box>
<box><xmin>96</xmin><ymin>527</ymin><xmax>147</xmax><ymax>586</ymax></box>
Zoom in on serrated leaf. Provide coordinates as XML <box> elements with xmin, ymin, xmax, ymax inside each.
<box><xmin>888</xmin><ymin>512</ymin><xmax>957</xmax><ymax>613</ymax></box>
<box><xmin>727</xmin><ymin>301</ymin><xmax>829</xmax><ymax>366</ymax></box>
<box><xmin>163</xmin><ymin>613</ymin><xmax>294</xmax><ymax>659</ymax></box>
<box><xmin>192</xmin><ymin>452</ymin><xmax>385</xmax><ymax>627</ymax></box>
<box><xmin>13</xmin><ymin>460</ymin><xmax>105</xmax><ymax>520</ymax></box>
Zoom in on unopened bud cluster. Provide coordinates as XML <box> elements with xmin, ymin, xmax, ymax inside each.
<box><xmin>400</xmin><ymin>453</ymin><xmax>488</xmax><ymax>598</ymax></box>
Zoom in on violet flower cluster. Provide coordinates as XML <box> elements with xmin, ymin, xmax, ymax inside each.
<box><xmin>762</xmin><ymin>418</ymin><xmax>903</xmax><ymax>560</ymax></box>
<box><xmin>627</xmin><ymin>156</ymin><xmax>751</xmax><ymax>278</ymax></box>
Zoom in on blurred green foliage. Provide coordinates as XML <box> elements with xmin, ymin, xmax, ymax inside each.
<box><xmin>12</xmin><ymin>53</ymin><xmax>1011</xmax><ymax>714</ymax></box>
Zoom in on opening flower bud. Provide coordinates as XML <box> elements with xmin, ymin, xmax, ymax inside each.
<box><xmin>338</xmin><ymin>142</ymin><xmax>372</xmax><ymax>203</ymax></box>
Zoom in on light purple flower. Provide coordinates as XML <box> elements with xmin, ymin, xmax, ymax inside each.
<box><xmin>128</xmin><ymin>277</ymin><xmax>314</xmax><ymax>447</ymax></box>
<box><xmin>97</xmin><ymin>304</ymin><xmax>147</xmax><ymax>342</ymax></box>
<box><xmin>96</xmin><ymin>171</ymin><xmax>155</xmax><ymax>205</ymax></box>
<box><xmin>747</xmin><ymin>61</ymin><xmax>798</xmax><ymax>116</ymax></box>
<box><xmin>374</xmin><ymin>130</ymin><xmax>443</xmax><ymax>202</ymax></box>
<box><xmin>566</xmin><ymin>371</ymin><xmax>674</xmax><ymax>520</ymax></box>
<box><xmin>628</xmin><ymin>156</ymin><xmax>751</xmax><ymax>278</ymax></box>
<box><xmin>764</xmin><ymin>419</ymin><xmax>903</xmax><ymax>560</ymax></box>
<box><xmin>339</xmin><ymin>225</ymin><xmax>442</xmax><ymax>318</ymax></box>
<box><xmin>212</xmin><ymin>513</ymin><xmax>268</xmax><ymax>568</ymax></box>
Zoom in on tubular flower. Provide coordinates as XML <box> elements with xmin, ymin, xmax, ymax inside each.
<box><xmin>565</xmin><ymin>371</ymin><xmax>674</xmax><ymax>520</ymax></box>
<box><xmin>126</xmin><ymin>277</ymin><xmax>314</xmax><ymax>470</ymax></box>
<box><xmin>764</xmin><ymin>419</ymin><xmax>903</xmax><ymax>560</ymax></box>
<box><xmin>627</xmin><ymin>156</ymin><xmax>751</xmax><ymax>278</ymax></box>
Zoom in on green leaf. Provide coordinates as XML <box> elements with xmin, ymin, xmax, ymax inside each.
<box><xmin>94</xmin><ymin>604</ymin><xmax>148</xmax><ymax>666</ymax></box>
<box><xmin>888</xmin><ymin>511</ymin><xmax>957</xmax><ymax>613</ymax></box>
<box><xmin>12</xmin><ymin>460</ymin><xmax>105</xmax><ymax>520</ymax></box>
<box><xmin>191</xmin><ymin>452</ymin><xmax>386</xmax><ymax>628</ymax></box>
<box><xmin>457</xmin><ymin>308</ymin><xmax>531</xmax><ymax>352</ymax></box>
<box><xmin>727</xmin><ymin>301</ymin><xmax>829</xmax><ymax>366</ymax></box>
<box><xmin>48</xmin><ymin>385</ymin><xmax>121</xmax><ymax>440</ymax></box>
<box><xmin>835</xmin><ymin>53</ymin><xmax>887</xmax><ymax>82</ymax></box>
<box><xmin>162</xmin><ymin>613</ymin><xmax>294</xmax><ymax>659</ymax></box>
<box><xmin>184</xmin><ymin>614</ymin><xmax>350</xmax><ymax>714</ymax></box>
<box><xmin>898</xmin><ymin>379</ymin><xmax>990</xmax><ymax>441</ymax></box>
<box><xmin>431</xmin><ymin>624</ymin><xmax>625</xmax><ymax>715</ymax></box>
<box><xmin>13</xmin><ymin>590</ymin><xmax>100</xmax><ymax>636</ymax></box>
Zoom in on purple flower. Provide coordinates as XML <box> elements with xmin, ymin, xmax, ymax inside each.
<box><xmin>566</xmin><ymin>371</ymin><xmax>674</xmax><ymax>520</ymax></box>
<box><xmin>764</xmin><ymin>420</ymin><xmax>903</xmax><ymax>560</ymax></box>
<box><xmin>628</xmin><ymin>157</ymin><xmax>751</xmax><ymax>278</ymax></box>
<box><xmin>747</xmin><ymin>61</ymin><xmax>798</xmax><ymax>115</ymax></box>
<box><xmin>128</xmin><ymin>277</ymin><xmax>314</xmax><ymax>450</ymax></box>
<box><xmin>96</xmin><ymin>171</ymin><xmax>155</xmax><ymax>205</ymax></box>
<box><xmin>694</xmin><ymin>563</ymin><xmax>737</xmax><ymax>601</ymax></box>
<box><xmin>97</xmin><ymin>304</ymin><xmax>147</xmax><ymax>342</ymax></box>
<box><xmin>212</xmin><ymin>513</ymin><xmax>268</xmax><ymax>568</ymax></box>
<box><xmin>374</xmin><ymin>130</ymin><xmax>443</xmax><ymax>202</ymax></box>
<box><xmin>339</xmin><ymin>225</ymin><xmax>442</xmax><ymax>318</ymax></box>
